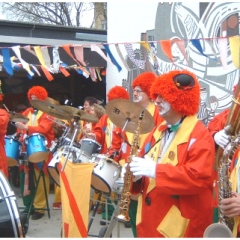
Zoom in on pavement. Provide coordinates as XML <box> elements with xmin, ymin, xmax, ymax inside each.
<box><xmin>11</xmin><ymin>183</ymin><xmax>134</xmax><ymax>238</ymax></box>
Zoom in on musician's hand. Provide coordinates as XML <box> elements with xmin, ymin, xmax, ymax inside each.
<box><xmin>85</xmin><ymin>132</ymin><xmax>96</xmax><ymax>140</ymax></box>
<box><xmin>219</xmin><ymin>192</ymin><xmax>240</xmax><ymax>218</ymax></box>
<box><xmin>84</xmin><ymin>123</ymin><xmax>91</xmax><ymax>133</ymax></box>
<box><xmin>121</xmin><ymin>163</ymin><xmax>142</xmax><ymax>182</ymax></box>
<box><xmin>15</xmin><ymin>122</ymin><xmax>28</xmax><ymax>131</ymax></box>
<box><xmin>130</xmin><ymin>155</ymin><xmax>156</xmax><ymax>179</ymax></box>
<box><xmin>214</xmin><ymin>129</ymin><xmax>230</xmax><ymax>148</ymax></box>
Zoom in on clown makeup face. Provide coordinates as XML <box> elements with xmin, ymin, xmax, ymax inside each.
<box><xmin>133</xmin><ymin>87</ymin><xmax>148</xmax><ymax>103</ymax></box>
<box><xmin>30</xmin><ymin>94</ymin><xmax>38</xmax><ymax>100</ymax></box>
<box><xmin>154</xmin><ymin>95</ymin><xmax>171</xmax><ymax>116</ymax></box>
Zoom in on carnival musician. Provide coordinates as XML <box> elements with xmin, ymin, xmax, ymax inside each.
<box><xmin>15</xmin><ymin>86</ymin><xmax>55</xmax><ymax>220</ymax></box>
<box><xmin>126</xmin><ymin>70</ymin><xmax>215</xmax><ymax>237</ymax></box>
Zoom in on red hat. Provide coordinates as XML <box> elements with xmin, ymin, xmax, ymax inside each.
<box><xmin>27</xmin><ymin>86</ymin><xmax>48</xmax><ymax>101</ymax></box>
<box><xmin>132</xmin><ymin>72</ymin><xmax>157</xmax><ymax>97</ymax></box>
<box><xmin>150</xmin><ymin>69</ymin><xmax>200</xmax><ymax>116</ymax></box>
<box><xmin>107</xmin><ymin>86</ymin><xmax>130</xmax><ymax>101</ymax></box>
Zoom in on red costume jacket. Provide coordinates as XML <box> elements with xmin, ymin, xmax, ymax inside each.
<box><xmin>92</xmin><ymin>114</ymin><xmax>122</xmax><ymax>162</ymax></box>
<box><xmin>0</xmin><ymin>109</ymin><xmax>9</xmax><ymax>177</ymax></box>
<box><xmin>17</xmin><ymin>108</ymin><xmax>54</xmax><ymax>174</ymax></box>
<box><xmin>131</xmin><ymin>116</ymin><xmax>215</xmax><ymax>237</ymax></box>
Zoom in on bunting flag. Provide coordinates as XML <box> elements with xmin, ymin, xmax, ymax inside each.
<box><xmin>190</xmin><ymin>39</ymin><xmax>216</xmax><ymax>61</ymax></box>
<box><xmin>89</xmin><ymin>68</ymin><xmax>97</xmax><ymax>81</ymax></box>
<box><xmin>149</xmin><ymin>42</ymin><xmax>160</xmax><ymax>73</ymax></box>
<box><xmin>103</xmin><ymin>44</ymin><xmax>122</xmax><ymax>72</ymax></box>
<box><xmin>95</xmin><ymin>68</ymin><xmax>102</xmax><ymax>81</ymax></box>
<box><xmin>140</xmin><ymin>41</ymin><xmax>157</xmax><ymax>66</ymax></box>
<box><xmin>91</xmin><ymin>44</ymin><xmax>112</xmax><ymax>63</ymax></box>
<box><xmin>30</xmin><ymin>64</ymin><xmax>41</xmax><ymax>76</ymax></box>
<box><xmin>218</xmin><ymin>38</ymin><xmax>228</xmax><ymax>69</ymax></box>
<box><xmin>1</xmin><ymin>48</ymin><xmax>13</xmax><ymax>75</ymax></box>
<box><xmin>12</xmin><ymin>45</ymin><xmax>34</xmax><ymax>76</ymax></box>
<box><xmin>62</xmin><ymin>44</ymin><xmax>90</xmax><ymax>76</ymax></box>
<box><xmin>205</xmin><ymin>39</ymin><xmax>220</xmax><ymax>63</ymax></box>
<box><xmin>229</xmin><ymin>35</ymin><xmax>240</xmax><ymax>69</ymax></box>
<box><xmin>174</xmin><ymin>40</ymin><xmax>190</xmax><ymax>65</ymax></box>
<box><xmin>0</xmin><ymin>35</ymin><xmax>239</xmax><ymax>80</ymax></box>
<box><xmin>73</xmin><ymin>46</ymin><xmax>86</xmax><ymax>66</ymax></box>
<box><xmin>59</xmin><ymin>158</ymin><xmax>94</xmax><ymax>238</ymax></box>
<box><xmin>51</xmin><ymin>46</ymin><xmax>61</xmax><ymax>73</ymax></box>
<box><xmin>23</xmin><ymin>45</ymin><xmax>37</xmax><ymax>57</ymax></box>
<box><xmin>115</xmin><ymin>44</ymin><xmax>131</xmax><ymax>71</ymax></box>
<box><xmin>124</xmin><ymin>43</ymin><xmax>145</xmax><ymax>69</ymax></box>
<box><xmin>159</xmin><ymin>39</ymin><xmax>173</xmax><ymax>63</ymax></box>
<box><xmin>40</xmin><ymin>46</ymin><xmax>52</xmax><ymax>70</ymax></box>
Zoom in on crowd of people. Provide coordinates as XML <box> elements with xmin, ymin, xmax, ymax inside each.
<box><xmin>0</xmin><ymin>69</ymin><xmax>239</xmax><ymax>238</ymax></box>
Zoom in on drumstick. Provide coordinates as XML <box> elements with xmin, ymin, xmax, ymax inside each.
<box><xmin>3</xmin><ymin>104</ymin><xmax>9</xmax><ymax>112</ymax></box>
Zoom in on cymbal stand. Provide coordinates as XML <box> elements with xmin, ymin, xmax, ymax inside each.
<box><xmin>61</xmin><ymin>116</ymin><xmax>81</xmax><ymax>171</ymax></box>
<box><xmin>51</xmin><ymin>124</ymin><xmax>71</xmax><ymax>153</ymax></box>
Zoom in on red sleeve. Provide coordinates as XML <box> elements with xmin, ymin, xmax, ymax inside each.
<box><xmin>208</xmin><ymin>109</ymin><xmax>229</xmax><ymax>136</ymax></box>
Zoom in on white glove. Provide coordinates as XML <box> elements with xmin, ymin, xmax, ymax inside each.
<box><xmin>130</xmin><ymin>155</ymin><xmax>156</xmax><ymax>179</ymax></box>
<box><xmin>121</xmin><ymin>163</ymin><xmax>128</xmax><ymax>178</ymax></box>
<box><xmin>214</xmin><ymin>129</ymin><xmax>230</xmax><ymax>148</ymax></box>
<box><xmin>121</xmin><ymin>163</ymin><xmax>142</xmax><ymax>182</ymax></box>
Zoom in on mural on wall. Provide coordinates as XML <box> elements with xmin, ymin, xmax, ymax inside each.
<box><xmin>122</xmin><ymin>2</ymin><xmax>240</xmax><ymax>126</ymax></box>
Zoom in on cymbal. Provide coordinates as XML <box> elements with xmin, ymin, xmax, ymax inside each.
<box><xmin>46</xmin><ymin>97</ymin><xmax>60</xmax><ymax>106</ymax></box>
<box><xmin>57</xmin><ymin>105</ymin><xmax>99</xmax><ymax>123</ymax></box>
<box><xmin>105</xmin><ymin>99</ymin><xmax>154</xmax><ymax>134</ymax></box>
<box><xmin>30</xmin><ymin>99</ymin><xmax>69</xmax><ymax>120</ymax></box>
<box><xmin>8</xmin><ymin>111</ymin><xmax>29</xmax><ymax>124</ymax></box>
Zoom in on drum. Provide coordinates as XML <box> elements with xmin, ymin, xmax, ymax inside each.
<box><xmin>112</xmin><ymin>177</ymin><xmax>124</xmax><ymax>195</ymax></box>
<box><xmin>79</xmin><ymin>138</ymin><xmax>101</xmax><ymax>158</ymax></box>
<box><xmin>91</xmin><ymin>154</ymin><xmax>121</xmax><ymax>194</ymax></box>
<box><xmin>4</xmin><ymin>136</ymin><xmax>22</xmax><ymax>167</ymax></box>
<box><xmin>24</xmin><ymin>133</ymin><xmax>49</xmax><ymax>163</ymax></box>
<box><xmin>48</xmin><ymin>145</ymin><xmax>90</xmax><ymax>186</ymax></box>
<box><xmin>0</xmin><ymin>171</ymin><xmax>24</xmax><ymax>237</ymax></box>
<box><xmin>48</xmin><ymin>151</ymin><xmax>61</xmax><ymax>186</ymax></box>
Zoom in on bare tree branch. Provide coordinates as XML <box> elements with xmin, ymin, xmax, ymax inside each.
<box><xmin>0</xmin><ymin>2</ymin><xmax>105</xmax><ymax>28</ymax></box>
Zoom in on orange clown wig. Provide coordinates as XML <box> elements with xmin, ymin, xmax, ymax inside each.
<box><xmin>107</xmin><ymin>86</ymin><xmax>130</xmax><ymax>101</ymax></box>
<box><xmin>150</xmin><ymin>69</ymin><xmax>200</xmax><ymax>116</ymax></box>
<box><xmin>132</xmin><ymin>72</ymin><xmax>157</xmax><ymax>97</ymax></box>
<box><xmin>27</xmin><ymin>86</ymin><xmax>48</xmax><ymax>101</ymax></box>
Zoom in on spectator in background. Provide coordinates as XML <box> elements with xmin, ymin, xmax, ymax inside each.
<box><xmin>83</xmin><ymin>96</ymin><xmax>98</xmax><ymax>113</ymax></box>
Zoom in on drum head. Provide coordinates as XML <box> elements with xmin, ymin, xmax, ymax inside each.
<box><xmin>0</xmin><ymin>172</ymin><xmax>24</xmax><ymax>237</ymax></box>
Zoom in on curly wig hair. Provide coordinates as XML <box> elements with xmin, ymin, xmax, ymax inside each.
<box><xmin>132</xmin><ymin>72</ymin><xmax>157</xmax><ymax>97</ymax></box>
<box><xmin>92</xmin><ymin>103</ymin><xmax>106</xmax><ymax>119</ymax></box>
<box><xmin>27</xmin><ymin>86</ymin><xmax>48</xmax><ymax>101</ymax></box>
<box><xmin>107</xmin><ymin>86</ymin><xmax>130</xmax><ymax>101</ymax></box>
<box><xmin>150</xmin><ymin>69</ymin><xmax>200</xmax><ymax>116</ymax></box>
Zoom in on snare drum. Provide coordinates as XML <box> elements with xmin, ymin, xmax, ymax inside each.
<box><xmin>0</xmin><ymin>171</ymin><xmax>24</xmax><ymax>237</ymax></box>
<box><xmin>48</xmin><ymin>151</ymin><xmax>61</xmax><ymax>186</ymax></box>
<box><xmin>91</xmin><ymin>154</ymin><xmax>121</xmax><ymax>194</ymax></box>
<box><xmin>4</xmin><ymin>136</ymin><xmax>22</xmax><ymax>167</ymax></box>
<box><xmin>24</xmin><ymin>133</ymin><xmax>49</xmax><ymax>163</ymax></box>
<box><xmin>79</xmin><ymin>138</ymin><xmax>101</xmax><ymax>157</ymax></box>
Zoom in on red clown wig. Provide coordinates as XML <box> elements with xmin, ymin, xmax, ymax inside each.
<box><xmin>150</xmin><ymin>69</ymin><xmax>200</xmax><ymax>116</ymax></box>
<box><xmin>132</xmin><ymin>72</ymin><xmax>157</xmax><ymax>97</ymax></box>
<box><xmin>27</xmin><ymin>86</ymin><xmax>48</xmax><ymax>101</ymax></box>
<box><xmin>107</xmin><ymin>86</ymin><xmax>130</xmax><ymax>101</ymax></box>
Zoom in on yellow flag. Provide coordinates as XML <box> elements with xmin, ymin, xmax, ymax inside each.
<box><xmin>59</xmin><ymin>157</ymin><xmax>94</xmax><ymax>237</ymax></box>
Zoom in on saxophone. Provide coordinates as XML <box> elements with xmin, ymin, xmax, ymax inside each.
<box><xmin>116</xmin><ymin>110</ymin><xmax>144</xmax><ymax>222</ymax></box>
<box><xmin>204</xmin><ymin>81</ymin><xmax>240</xmax><ymax>237</ymax></box>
